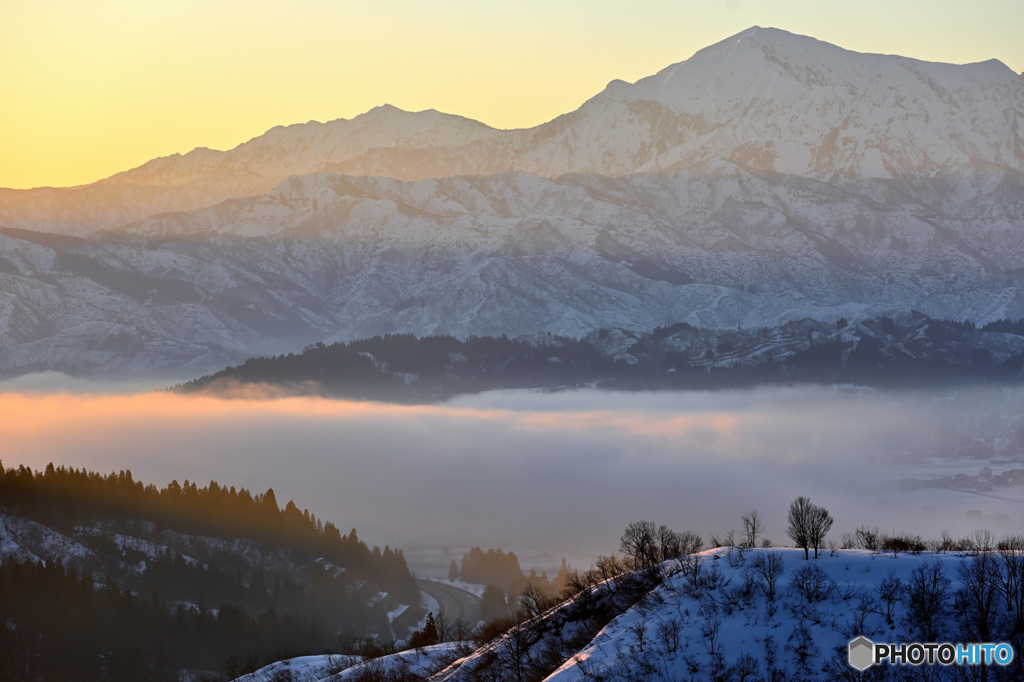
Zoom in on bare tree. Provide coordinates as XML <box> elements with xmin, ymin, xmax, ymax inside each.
<box><xmin>903</xmin><ymin>560</ymin><xmax>950</xmax><ymax>641</ymax></box>
<box><xmin>657</xmin><ymin>524</ymin><xmax>681</xmax><ymax>561</ymax></box>
<box><xmin>679</xmin><ymin>552</ymin><xmax>707</xmax><ymax>597</ymax></box>
<box><xmin>876</xmin><ymin>572</ymin><xmax>902</xmax><ymax>630</ymax></box>
<box><xmin>620</xmin><ymin>520</ymin><xmax>658</xmax><ymax>570</ymax></box>
<box><xmin>996</xmin><ymin>535</ymin><xmax>1024</xmax><ymax>634</ymax></box>
<box><xmin>594</xmin><ymin>554</ymin><xmax>627</xmax><ymax>593</ymax></box>
<box><xmin>741</xmin><ymin>509</ymin><xmax>763</xmax><ymax>548</ymax></box>
<box><xmin>956</xmin><ymin>552</ymin><xmax>1002</xmax><ymax>644</ymax></box>
<box><xmin>435</xmin><ymin>608</ymin><xmax>449</xmax><ymax>643</ymax></box>
<box><xmin>971</xmin><ymin>529</ymin><xmax>995</xmax><ymax>553</ymax></box>
<box><xmin>854</xmin><ymin>525</ymin><xmax>881</xmax><ymax>551</ymax></box>
<box><xmin>787</xmin><ymin>497</ymin><xmax>811</xmax><ymax>558</ymax></box>
<box><xmin>678</xmin><ymin>530</ymin><xmax>704</xmax><ymax>556</ymax></box>
<box><xmin>807</xmin><ymin>504</ymin><xmax>833</xmax><ymax>559</ymax></box>
<box><xmin>786</xmin><ymin>497</ymin><xmax>833</xmax><ymax>560</ymax></box>
<box><xmin>517</xmin><ymin>583</ymin><xmax>549</xmax><ymax>619</ymax></box>
<box><xmin>451</xmin><ymin>617</ymin><xmax>473</xmax><ymax>643</ymax></box>
<box><xmin>752</xmin><ymin>551</ymin><xmax>785</xmax><ymax>602</ymax></box>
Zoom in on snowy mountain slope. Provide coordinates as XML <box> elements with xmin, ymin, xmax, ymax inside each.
<box><xmin>122</xmin><ymin>164</ymin><xmax>1024</xmax><ymax>275</ymax></box>
<box><xmin>0</xmin><ymin>229</ymin><xmax>320</xmax><ymax>375</ymax></box>
<box><xmin>0</xmin><ymin>106</ymin><xmax>502</xmax><ymax>235</ymax></box>
<box><xmin>2</xmin><ymin>161</ymin><xmax>1023</xmax><ymax>374</ymax></box>
<box><xmin>254</xmin><ymin>548</ymin><xmax>1023</xmax><ymax>682</ymax></box>
<box><xmin>567</xmin><ymin>27</ymin><xmax>1024</xmax><ymax>178</ymax></box>
<box><xmin>538</xmin><ymin>548</ymin><xmax>1019</xmax><ymax>682</ymax></box>
<box><xmin>121</xmin><ymin>166</ymin><xmax>1024</xmax><ymax>323</ymax></box>
<box><xmin>2</xmin><ymin>27</ymin><xmax>1022</xmax><ymax>235</ymax></box>
<box><xmin>103</xmin><ymin>105</ymin><xmax>501</xmax><ymax>188</ymax></box>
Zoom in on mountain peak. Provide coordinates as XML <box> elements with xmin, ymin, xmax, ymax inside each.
<box><xmin>364</xmin><ymin>103</ymin><xmax>407</xmax><ymax>116</ymax></box>
<box><xmin>590</xmin><ymin>25</ymin><xmax>1020</xmax><ymax>113</ymax></box>
<box><xmin>584</xmin><ymin>26</ymin><xmax>846</xmax><ymax>111</ymax></box>
<box><xmin>690</xmin><ymin>25</ymin><xmax>825</xmax><ymax>58</ymax></box>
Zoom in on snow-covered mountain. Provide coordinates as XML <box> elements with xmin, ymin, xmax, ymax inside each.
<box><xmin>3</xmin><ymin>27</ymin><xmax>1021</xmax><ymax>235</ymax></box>
<box><xmin>0</xmin><ymin>27</ymin><xmax>1022</xmax><ymax>375</ymax></box>
<box><xmin>0</xmin><ymin>105</ymin><xmax>502</xmax><ymax>234</ymax></box>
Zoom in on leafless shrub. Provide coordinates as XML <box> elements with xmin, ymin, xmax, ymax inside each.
<box><xmin>752</xmin><ymin>551</ymin><xmax>785</xmax><ymax>603</ymax></box>
<box><xmin>854</xmin><ymin>525</ymin><xmax>881</xmax><ymax>552</ymax></box>
<box><xmin>700</xmin><ymin>604</ymin><xmax>723</xmax><ymax>657</ymax></box>
<box><xmin>733</xmin><ymin>652</ymin><xmax>760</xmax><ymax>682</ymax></box>
<box><xmin>725</xmin><ymin>546</ymin><xmax>747</xmax><ymax>568</ymax></box>
<box><xmin>656</xmin><ymin>618</ymin><xmax>682</xmax><ymax>655</ymax></box>
<box><xmin>875</xmin><ymin>572</ymin><xmax>902</xmax><ymax>630</ymax></box>
<box><xmin>790</xmin><ymin>563</ymin><xmax>833</xmax><ymax>603</ymax></box>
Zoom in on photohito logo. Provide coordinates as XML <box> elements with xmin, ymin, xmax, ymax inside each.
<box><xmin>849</xmin><ymin>637</ymin><xmax>1015</xmax><ymax>670</ymax></box>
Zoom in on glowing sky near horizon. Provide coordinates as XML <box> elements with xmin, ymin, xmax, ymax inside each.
<box><xmin>1</xmin><ymin>0</ymin><xmax>1022</xmax><ymax>190</ymax></box>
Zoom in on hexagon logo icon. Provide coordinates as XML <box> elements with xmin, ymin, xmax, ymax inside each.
<box><xmin>849</xmin><ymin>636</ymin><xmax>875</xmax><ymax>671</ymax></box>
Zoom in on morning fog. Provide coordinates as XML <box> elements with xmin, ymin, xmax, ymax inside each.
<box><xmin>2</xmin><ymin>381</ymin><xmax>1022</xmax><ymax>572</ymax></box>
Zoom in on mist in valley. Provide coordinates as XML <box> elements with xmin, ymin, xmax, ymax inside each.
<box><xmin>2</xmin><ymin>377</ymin><xmax>1022</xmax><ymax>575</ymax></box>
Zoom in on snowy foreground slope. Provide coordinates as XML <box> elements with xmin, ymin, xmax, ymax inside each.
<box><xmin>239</xmin><ymin>548</ymin><xmax>1024</xmax><ymax>682</ymax></box>
<box><xmin>236</xmin><ymin>645</ymin><xmax>469</xmax><ymax>682</ymax></box>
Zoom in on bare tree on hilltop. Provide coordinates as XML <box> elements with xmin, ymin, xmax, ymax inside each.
<box><xmin>741</xmin><ymin>509</ymin><xmax>763</xmax><ymax>548</ymax></box>
<box><xmin>787</xmin><ymin>497</ymin><xmax>833</xmax><ymax>560</ymax></box>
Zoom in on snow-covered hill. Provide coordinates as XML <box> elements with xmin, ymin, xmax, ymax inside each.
<box><xmin>229</xmin><ymin>547</ymin><xmax>1024</xmax><ymax>681</ymax></box>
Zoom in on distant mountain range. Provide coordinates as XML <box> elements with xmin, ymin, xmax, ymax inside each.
<box><xmin>2</xmin><ymin>27</ymin><xmax>1023</xmax><ymax>376</ymax></box>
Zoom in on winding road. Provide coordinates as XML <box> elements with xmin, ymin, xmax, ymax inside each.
<box><xmin>416</xmin><ymin>579</ymin><xmax>481</xmax><ymax>628</ymax></box>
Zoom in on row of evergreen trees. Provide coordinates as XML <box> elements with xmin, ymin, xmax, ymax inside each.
<box><xmin>0</xmin><ymin>460</ymin><xmax>416</xmax><ymax>600</ymax></box>
<box><xmin>450</xmin><ymin>546</ymin><xmax>573</xmax><ymax>624</ymax></box>
<box><xmin>0</xmin><ymin>461</ymin><xmax>421</xmax><ymax>679</ymax></box>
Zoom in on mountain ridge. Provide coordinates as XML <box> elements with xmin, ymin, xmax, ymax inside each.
<box><xmin>2</xmin><ymin>26</ymin><xmax>1022</xmax><ymax>234</ymax></box>
<box><xmin>178</xmin><ymin>312</ymin><xmax>1024</xmax><ymax>402</ymax></box>
<box><xmin>0</xmin><ymin>27</ymin><xmax>1022</xmax><ymax>375</ymax></box>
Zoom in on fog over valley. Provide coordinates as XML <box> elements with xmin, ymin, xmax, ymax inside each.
<box><xmin>4</xmin><ymin>381</ymin><xmax>1022</xmax><ymax>572</ymax></box>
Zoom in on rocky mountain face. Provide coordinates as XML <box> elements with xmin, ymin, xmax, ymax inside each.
<box><xmin>1</xmin><ymin>27</ymin><xmax>1022</xmax><ymax>376</ymax></box>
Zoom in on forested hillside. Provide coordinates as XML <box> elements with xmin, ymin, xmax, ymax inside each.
<box><xmin>180</xmin><ymin>312</ymin><xmax>1024</xmax><ymax>402</ymax></box>
<box><xmin>0</xmin><ymin>463</ymin><xmax>417</xmax><ymax>680</ymax></box>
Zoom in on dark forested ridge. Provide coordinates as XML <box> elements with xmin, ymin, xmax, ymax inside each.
<box><xmin>0</xmin><ymin>463</ymin><xmax>417</xmax><ymax>681</ymax></box>
<box><xmin>178</xmin><ymin>312</ymin><xmax>1024</xmax><ymax>402</ymax></box>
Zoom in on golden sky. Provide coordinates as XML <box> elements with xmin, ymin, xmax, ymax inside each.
<box><xmin>2</xmin><ymin>0</ymin><xmax>1021</xmax><ymax>190</ymax></box>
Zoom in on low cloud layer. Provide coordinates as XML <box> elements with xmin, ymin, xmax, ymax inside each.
<box><xmin>2</xmin><ymin>383</ymin><xmax>1022</xmax><ymax>565</ymax></box>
